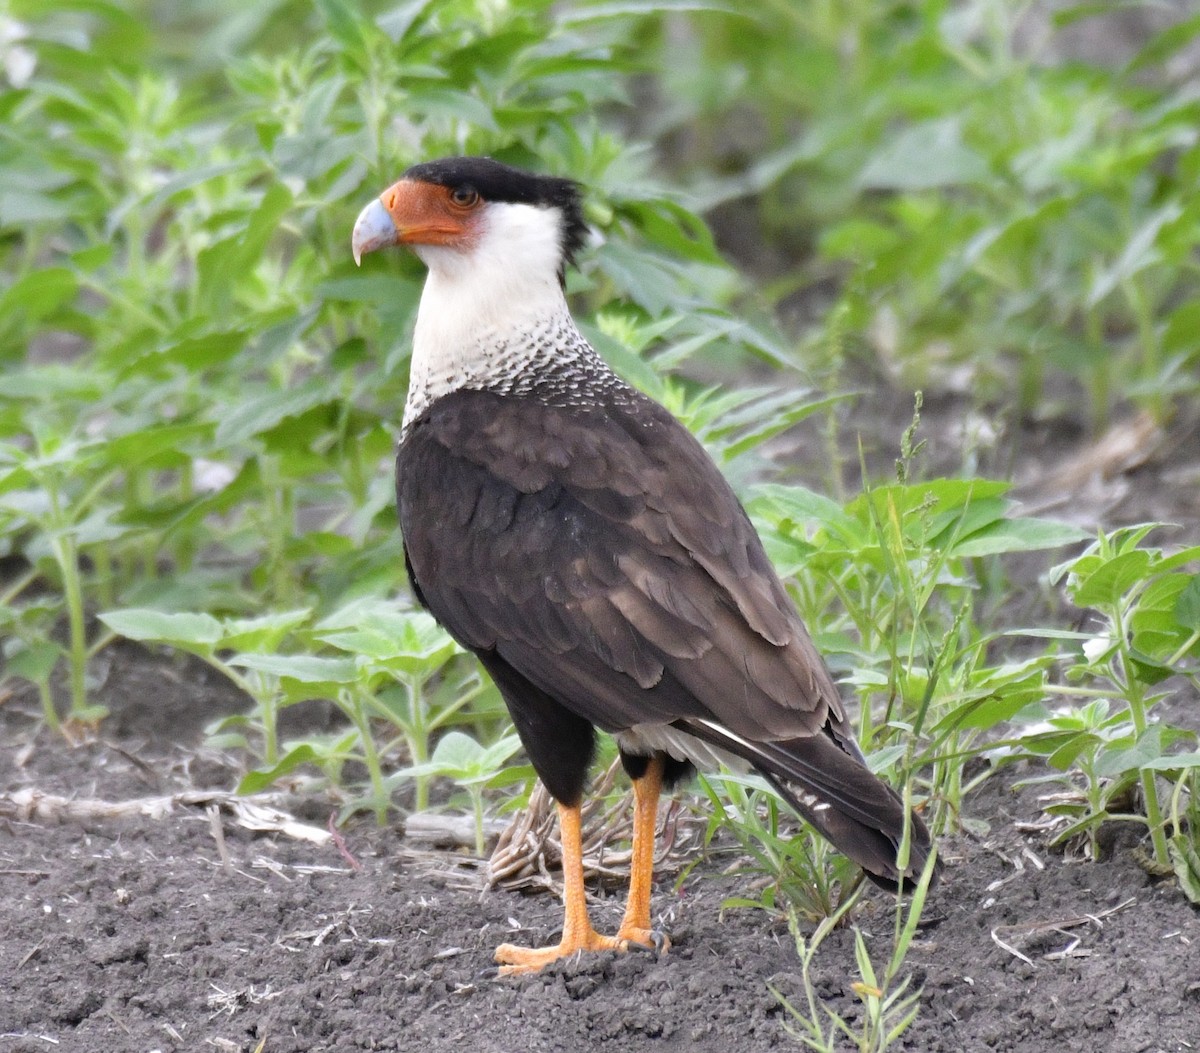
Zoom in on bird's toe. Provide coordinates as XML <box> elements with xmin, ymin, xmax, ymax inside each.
<box><xmin>616</xmin><ymin>925</ymin><xmax>671</xmax><ymax>955</ymax></box>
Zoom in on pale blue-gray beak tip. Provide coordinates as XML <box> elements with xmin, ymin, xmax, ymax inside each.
<box><xmin>351</xmin><ymin>197</ymin><xmax>399</xmax><ymax>266</ymax></box>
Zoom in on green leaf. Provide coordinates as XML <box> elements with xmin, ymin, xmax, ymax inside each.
<box><xmin>432</xmin><ymin>730</ymin><xmax>484</xmax><ymax>769</ymax></box>
<box><xmin>749</xmin><ymin>484</ymin><xmax>860</xmax><ymax>541</ymax></box>
<box><xmin>1095</xmin><ymin>726</ymin><xmax>1167</xmax><ymax>778</ymax></box>
<box><xmin>314</xmin><ymin>603</ymin><xmax>458</xmax><ymax>672</ymax></box>
<box><xmin>99</xmin><ymin>608</ymin><xmax>223</xmax><ymax>648</ymax></box>
<box><xmin>952</xmin><ymin>518</ymin><xmax>1089</xmax><ymax>558</ymax></box>
<box><xmin>1088</xmin><ymin>202</ymin><xmax>1183</xmax><ymax>307</ymax></box>
<box><xmin>315</xmin><ymin>0</ymin><xmax>367</xmax><ymax>51</ymax></box>
<box><xmin>0</xmin><ymin>267</ymin><xmax>77</xmax><ymax>326</ymax></box>
<box><xmin>103</xmin><ymin>423</ymin><xmax>212</xmax><ymax>469</ymax></box>
<box><xmin>229</xmin><ymin>653</ymin><xmax>359</xmax><ymax>685</ymax></box>
<box><xmin>376</xmin><ymin>0</ymin><xmax>439</xmax><ymax>43</ymax></box>
<box><xmin>6</xmin><ymin>640</ymin><xmax>62</xmax><ymax>683</ymax></box>
<box><xmin>402</xmin><ymin>731</ymin><xmax>525</xmax><ymax>786</ymax></box>
<box><xmin>214</xmin><ymin>382</ymin><xmax>333</xmax><ymax>447</ymax></box>
<box><xmin>195</xmin><ymin>183</ymin><xmax>293</xmax><ymax>314</ymax></box>
<box><xmin>1047</xmin><ymin>733</ymin><xmax>1098</xmax><ymax>771</ymax></box>
<box><xmin>1141</xmin><ymin>752</ymin><xmax>1200</xmax><ymax>772</ymax></box>
<box><xmin>221</xmin><ymin>610</ymin><xmax>313</xmax><ymax>653</ymax></box>
<box><xmin>934</xmin><ymin>666</ymin><xmax>1046</xmax><ymax>732</ymax></box>
<box><xmin>1169</xmin><ymin>833</ymin><xmax>1200</xmax><ymax>905</ymax></box>
<box><xmin>1072</xmin><ymin>550</ymin><xmax>1153</xmax><ymax>608</ymax></box>
<box><xmin>239</xmin><ymin>744</ymin><xmax>325</xmax><ymax>794</ymax></box>
<box><xmin>858</xmin><ymin>118</ymin><xmax>989</xmax><ymax>191</ymax></box>
<box><xmin>1174</xmin><ymin>575</ymin><xmax>1200</xmax><ymax>631</ymax></box>
<box><xmin>1126</xmin><ymin>647</ymin><xmax>1176</xmax><ymax>686</ymax></box>
<box><xmin>848</xmin><ymin>478</ymin><xmax>1010</xmax><ymax>527</ymax></box>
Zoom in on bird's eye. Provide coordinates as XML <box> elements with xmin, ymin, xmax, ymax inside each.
<box><xmin>449</xmin><ymin>187</ymin><xmax>480</xmax><ymax>208</ymax></box>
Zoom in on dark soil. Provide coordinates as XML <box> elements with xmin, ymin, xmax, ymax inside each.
<box><xmin>3</xmin><ymin>626</ymin><xmax>1199</xmax><ymax>1053</ymax></box>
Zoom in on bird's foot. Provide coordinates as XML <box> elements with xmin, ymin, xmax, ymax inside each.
<box><xmin>493</xmin><ymin>924</ymin><xmax>669</xmax><ymax>976</ymax></box>
<box><xmin>493</xmin><ymin>927</ymin><xmax>628</xmax><ymax>976</ymax></box>
<box><xmin>616</xmin><ymin>924</ymin><xmax>671</xmax><ymax>955</ymax></box>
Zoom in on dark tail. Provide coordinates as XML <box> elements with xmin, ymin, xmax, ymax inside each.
<box><xmin>675</xmin><ymin>719</ymin><xmax>939</xmax><ymax>891</ymax></box>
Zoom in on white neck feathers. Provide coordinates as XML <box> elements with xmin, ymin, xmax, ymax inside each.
<box><xmin>404</xmin><ymin>201</ymin><xmax>582</xmax><ymax>428</ymax></box>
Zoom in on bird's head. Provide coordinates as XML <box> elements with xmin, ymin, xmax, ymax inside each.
<box><xmin>351</xmin><ymin>156</ymin><xmax>586</xmax><ymax>287</ymax></box>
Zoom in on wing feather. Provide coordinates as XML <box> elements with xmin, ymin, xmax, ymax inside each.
<box><xmin>397</xmin><ymin>387</ymin><xmax>843</xmax><ymax>741</ymax></box>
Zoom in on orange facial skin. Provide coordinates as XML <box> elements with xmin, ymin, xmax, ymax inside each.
<box><xmin>352</xmin><ymin>179</ymin><xmax>484</xmax><ymax>263</ymax></box>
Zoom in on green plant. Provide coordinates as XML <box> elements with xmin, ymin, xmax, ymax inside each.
<box><xmin>2</xmin><ymin>0</ymin><xmax>793</xmax><ymax>749</ymax></box>
<box><xmin>746</xmin><ymin>402</ymin><xmax>1086</xmax><ymax>837</ymax></box>
<box><xmin>1166</xmin><ymin>768</ymin><xmax>1200</xmax><ymax>904</ymax></box>
<box><xmin>661</xmin><ymin>1</ymin><xmax>1200</xmax><ymax>427</ymax></box>
<box><xmin>772</xmin><ymin>845</ymin><xmax>938</xmax><ymax>1053</ymax></box>
<box><xmin>309</xmin><ymin>600</ymin><xmax>483</xmax><ymax>814</ymax></box>
<box><xmin>398</xmin><ymin>730</ymin><xmax>524</xmax><ymax>855</ymax></box>
<box><xmin>96</xmin><ymin>599</ymin><xmax>498</xmax><ymax>823</ymax></box>
<box><xmin>696</xmin><ymin>770</ymin><xmax>858</xmax><ymax>921</ymax></box>
<box><xmin>680</xmin><ymin>405</ymin><xmax>1087</xmax><ymax>915</ymax></box>
<box><xmin>1015</xmin><ymin>526</ymin><xmax>1200</xmax><ymax>867</ymax></box>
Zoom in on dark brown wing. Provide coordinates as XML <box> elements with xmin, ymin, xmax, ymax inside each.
<box><xmin>396</xmin><ymin>385</ymin><xmax>844</xmax><ymax>743</ymax></box>
<box><xmin>398</xmin><ymin>385</ymin><xmax>937</xmax><ymax>887</ymax></box>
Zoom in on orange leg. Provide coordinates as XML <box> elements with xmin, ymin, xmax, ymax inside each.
<box><xmin>616</xmin><ymin>754</ymin><xmax>670</xmax><ymax>952</ymax></box>
<box><xmin>493</xmin><ymin>758</ymin><xmax>670</xmax><ymax>975</ymax></box>
<box><xmin>494</xmin><ymin>801</ymin><xmax>628</xmax><ymax>975</ymax></box>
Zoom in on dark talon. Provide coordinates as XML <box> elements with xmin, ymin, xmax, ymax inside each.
<box><xmin>628</xmin><ymin>929</ymin><xmax>670</xmax><ymax>954</ymax></box>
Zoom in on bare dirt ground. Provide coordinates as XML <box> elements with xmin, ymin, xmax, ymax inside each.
<box><xmin>3</xmin><ymin>399</ymin><xmax>1200</xmax><ymax>1053</ymax></box>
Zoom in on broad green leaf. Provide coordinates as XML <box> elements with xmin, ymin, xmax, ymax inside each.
<box><xmin>934</xmin><ymin>667</ymin><xmax>1047</xmax><ymax>732</ymax></box>
<box><xmin>221</xmin><ymin>610</ymin><xmax>313</xmax><ymax>653</ymax></box>
<box><xmin>5</xmin><ymin>640</ymin><xmax>61</xmax><ymax>683</ymax></box>
<box><xmin>229</xmin><ymin>653</ymin><xmax>359</xmax><ymax>684</ymax></box>
<box><xmin>1127</xmin><ymin>647</ymin><xmax>1176</xmax><ymax>686</ymax></box>
<box><xmin>858</xmin><ymin>118</ymin><xmax>989</xmax><ymax>191</ymax></box>
<box><xmin>315</xmin><ymin>603</ymin><xmax>458</xmax><ymax>670</ymax></box>
<box><xmin>1047</xmin><ymin>733</ymin><xmax>1098</xmax><ymax>771</ymax></box>
<box><xmin>953</xmin><ymin>518</ymin><xmax>1089</xmax><ymax>558</ymax></box>
<box><xmin>214</xmin><ymin>383</ymin><xmax>333</xmax><ymax>447</ymax></box>
<box><xmin>432</xmin><ymin>730</ymin><xmax>485</xmax><ymax>769</ymax></box>
<box><xmin>99</xmin><ymin>608</ymin><xmax>223</xmax><ymax>648</ymax></box>
<box><xmin>1141</xmin><ymin>752</ymin><xmax>1200</xmax><ymax>772</ymax></box>
<box><xmin>0</xmin><ymin>267</ymin><xmax>77</xmax><ymax>325</ymax></box>
<box><xmin>1175</xmin><ymin>575</ymin><xmax>1200</xmax><ymax>631</ymax></box>
<box><xmin>749</xmin><ymin>484</ymin><xmax>861</xmax><ymax>540</ymax></box>
<box><xmin>1071</xmin><ymin>550</ymin><xmax>1153</xmax><ymax>608</ymax></box>
<box><xmin>848</xmin><ymin>479</ymin><xmax>1010</xmax><ymax>526</ymax></box>
<box><xmin>0</xmin><ymin>365</ymin><xmax>105</xmax><ymax>402</ymax></box>
<box><xmin>1157</xmin><ymin>546</ymin><xmax>1200</xmax><ymax>573</ymax></box>
<box><xmin>1095</xmin><ymin>726</ymin><xmax>1168</xmax><ymax>778</ymax></box>
<box><xmin>103</xmin><ymin>423</ymin><xmax>212</xmax><ymax>468</ymax></box>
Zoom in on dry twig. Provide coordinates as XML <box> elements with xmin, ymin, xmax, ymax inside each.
<box><xmin>0</xmin><ymin>787</ymin><xmax>331</xmax><ymax>845</ymax></box>
<box><xmin>990</xmin><ymin>897</ymin><xmax>1136</xmax><ymax>966</ymax></box>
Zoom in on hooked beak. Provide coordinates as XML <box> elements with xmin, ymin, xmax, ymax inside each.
<box><xmin>352</xmin><ymin>178</ymin><xmax>478</xmax><ymax>266</ymax></box>
<box><xmin>351</xmin><ymin>197</ymin><xmax>400</xmax><ymax>266</ymax></box>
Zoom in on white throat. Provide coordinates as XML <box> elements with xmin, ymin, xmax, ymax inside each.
<box><xmin>403</xmin><ymin>201</ymin><xmax>582</xmax><ymax>429</ymax></box>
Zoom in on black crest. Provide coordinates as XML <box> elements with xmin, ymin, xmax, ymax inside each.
<box><xmin>403</xmin><ymin>156</ymin><xmax>588</xmax><ymax>270</ymax></box>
